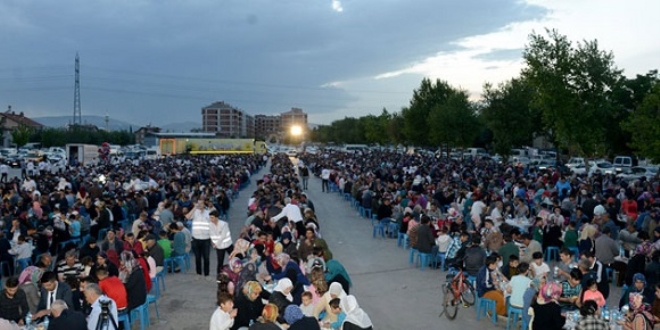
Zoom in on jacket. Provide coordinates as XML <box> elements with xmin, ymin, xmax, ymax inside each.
<box><xmin>232</xmin><ymin>291</ymin><xmax>266</xmax><ymax>330</ymax></box>
<box><xmin>37</xmin><ymin>282</ymin><xmax>74</xmax><ymax>312</ymax></box>
<box><xmin>47</xmin><ymin>309</ymin><xmax>87</xmax><ymax>330</ymax></box>
<box><xmin>415</xmin><ymin>224</ymin><xmax>435</xmax><ymax>253</ymax></box>
<box><xmin>124</xmin><ymin>269</ymin><xmax>147</xmax><ymax>311</ymax></box>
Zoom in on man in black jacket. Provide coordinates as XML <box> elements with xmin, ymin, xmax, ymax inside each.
<box><xmin>33</xmin><ymin>271</ymin><xmax>74</xmax><ymax>320</ymax></box>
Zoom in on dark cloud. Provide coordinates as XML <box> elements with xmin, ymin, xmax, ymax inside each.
<box><xmin>0</xmin><ymin>0</ymin><xmax>546</xmax><ymax>126</ymax></box>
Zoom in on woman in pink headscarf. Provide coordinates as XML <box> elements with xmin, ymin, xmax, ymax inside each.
<box><xmin>531</xmin><ymin>282</ymin><xmax>565</xmax><ymax>330</ymax></box>
<box><xmin>619</xmin><ymin>292</ymin><xmax>655</xmax><ymax>330</ymax></box>
<box><xmin>31</xmin><ymin>201</ymin><xmax>43</xmax><ymax>220</ymax></box>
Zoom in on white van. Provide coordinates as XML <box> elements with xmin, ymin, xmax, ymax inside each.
<box><xmin>566</xmin><ymin>157</ymin><xmax>586</xmax><ymax>168</ymax></box>
<box><xmin>613</xmin><ymin>156</ymin><xmax>636</xmax><ymax>172</ymax></box>
<box><xmin>464</xmin><ymin>148</ymin><xmax>489</xmax><ymax>158</ymax></box>
<box><xmin>343</xmin><ymin>144</ymin><xmax>368</xmax><ymax>153</ymax></box>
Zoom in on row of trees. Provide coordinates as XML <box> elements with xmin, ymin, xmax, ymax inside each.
<box><xmin>12</xmin><ymin>124</ymin><xmax>135</xmax><ymax>148</ymax></box>
<box><xmin>309</xmin><ymin>29</ymin><xmax>660</xmax><ymax>161</ymax></box>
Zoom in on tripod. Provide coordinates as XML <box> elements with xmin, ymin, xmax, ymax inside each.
<box><xmin>95</xmin><ymin>300</ymin><xmax>119</xmax><ymax>330</ymax></box>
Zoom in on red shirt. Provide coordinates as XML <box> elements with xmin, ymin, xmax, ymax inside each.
<box><xmin>137</xmin><ymin>257</ymin><xmax>153</xmax><ymax>293</ymax></box>
<box><xmin>99</xmin><ymin>276</ymin><xmax>128</xmax><ymax>309</ymax></box>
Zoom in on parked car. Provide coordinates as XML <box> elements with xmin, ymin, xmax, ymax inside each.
<box><xmin>613</xmin><ymin>156</ymin><xmax>637</xmax><ymax>173</ymax></box>
<box><xmin>286</xmin><ymin>148</ymin><xmax>298</xmax><ymax>157</ymax></box>
<box><xmin>535</xmin><ymin>159</ymin><xmax>557</xmax><ymax>171</ymax></box>
<box><xmin>617</xmin><ymin>166</ymin><xmax>659</xmax><ymax>181</ymax></box>
<box><xmin>570</xmin><ymin>164</ymin><xmax>588</xmax><ymax>175</ymax></box>
<box><xmin>566</xmin><ymin>157</ymin><xmax>586</xmax><ymax>169</ymax></box>
<box><xmin>588</xmin><ymin>161</ymin><xmax>614</xmax><ymax>177</ymax></box>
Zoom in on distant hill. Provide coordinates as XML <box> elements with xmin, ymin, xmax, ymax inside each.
<box><xmin>161</xmin><ymin>121</ymin><xmax>201</xmax><ymax>133</ymax></box>
<box><xmin>33</xmin><ymin>115</ymin><xmax>202</xmax><ymax>133</ymax></box>
<box><xmin>34</xmin><ymin>115</ymin><xmax>135</xmax><ymax>131</ymax></box>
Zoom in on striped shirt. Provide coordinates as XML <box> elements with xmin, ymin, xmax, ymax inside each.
<box><xmin>57</xmin><ymin>260</ymin><xmax>84</xmax><ymax>279</ymax></box>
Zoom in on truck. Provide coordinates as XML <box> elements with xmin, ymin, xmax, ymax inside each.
<box><xmin>66</xmin><ymin>144</ymin><xmax>99</xmax><ymax>166</ymax></box>
<box><xmin>158</xmin><ymin>138</ymin><xmax>267</xmax><ymax>155</ymax></box>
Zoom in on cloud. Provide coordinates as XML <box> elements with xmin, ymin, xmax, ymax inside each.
<box><xmin>331</xmin><ymin>0</ymin><xmax>343</xmax><ymax>12</ymax></box>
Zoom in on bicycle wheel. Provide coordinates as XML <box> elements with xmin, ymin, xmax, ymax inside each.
<box><xmin>461</xmin><ymin>281</ymin><xmax>476</xmax><ymax>306</ymax></box>
<box><xmin>439</xmin><ymin>285</ymin><xmax>448</xmax><ymax>317</ymax></box>
<box><xmin>444</xmin><ymin>285</ymin><xmax>459</xmax><ymax>320</ymax></box>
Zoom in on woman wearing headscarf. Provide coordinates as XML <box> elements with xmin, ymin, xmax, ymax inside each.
<box><xmin>578</xmin><ymin>224</ymin><xmax>597</xmax><ymax>255</ymax></box>
<box><xmin>531</xmin><ymin>282</ymin><xmax>565</xmax><ymax>330</ymax></box>
<box><xmin>277</xmin><ymin>232</ymin><xmax>297</xmax><ymax>256</ymax></box>
<box><xmin>341</xmin><ymin>295</ymin><xmax>373</xmax><ymax>330</ymax></box>
<box><xmin>119</xmin><ymin>250</ymin><xmax>147</xmax><ymax>312</ymax></box>
<box><xmin>620</xmin><ymin>273</ymin><xmax>655</xmax><ymax>308</ymax></box>
<box><xmin>18</xmin><ymin>266</ymin><xmax>43</xmax><ymax>314</ymax></box>
<box><xmin>248</xmin><ymin>303</ymin><xmax>280</xmax><ymax>330</ymax></box>
<box><xmin>269</xmin><ymin>278</ymin><xmax>294</xmax><ymax>319</ymax></box>
<box><xmin>267</xmin><ymin>253</ymin><xmax>309</xmax><ymax>291</ymax></box>
<box><xmin>313</xmin><ymin>282</ymin><xmax>348</xmax><ymax>323</ymax></box>
<box><xmin>283</xmin><ymin>305</ymin><xmax>321</xmax><ymax>330</ymax></box>
<box><xmin>619</xmin><ymin>292</ymin><xmax>655</xmax><ymax>330</ymax></box>
<box><xmin>222</xmin><ymin>257</ymin><xmax>244</xmax><ymax>295</ymax></box>
<box><xmin>230</xmin><ymin>238</ymin><xmax>251</xmax><ymax>260</ymax></box>
<box><xmin>232</xmin><ymin>281</ymin><xmax>267</xmax><ymax>330</ymax></box>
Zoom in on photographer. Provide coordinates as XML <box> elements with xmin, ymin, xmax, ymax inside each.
<box><xmin>84</xmin><ymin>283</ymin><xmax>118</xmax><ymax>330</ymax></box>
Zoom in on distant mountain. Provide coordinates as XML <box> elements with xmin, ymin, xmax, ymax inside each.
<box><xmin>34</xmin><ymin>115</ymin><xmax>135</xmax><ymax>131</ymax></box>
<box><xmin>161</xmin><ymin>121</ymin><xmax>201</xmax><ymax>133</ymax></box>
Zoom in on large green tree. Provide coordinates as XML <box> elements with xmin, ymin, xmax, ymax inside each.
<box><xmin>523</xmin><ymin>29</ymin><xmax>622</xmax><ymax>156</ymax></box>
<box><xmin>623</xmin><ymin>85</ymin><xmax>660</xmax><ymax>162</ymax></box>
<box><xmin>481</xmin><ymin>77</ymin><xmax>538</xmax><ymax>159</ymax></box>
<box><xmin>402</xmin><ymin>78</ymin><xmax>455</xmax><ymax>146</ymax></box>
<box><xmin>11</xmin><ymin>124</ymin><xmax>33</xmax><ymax>147</ymax></box>
<box><xmin>427</xmin><ymin>88</ymin><xmax>480</xmax><ymax>150</ymax></box>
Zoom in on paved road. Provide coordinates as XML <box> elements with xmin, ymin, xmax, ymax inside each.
<box><xmin>139</xmin><ymin>158</ymin><xmax>622</xmax><ymax>329</ymax></box>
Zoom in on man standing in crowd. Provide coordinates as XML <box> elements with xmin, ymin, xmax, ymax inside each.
<box><xmin>186</xmin><ymin>199</ymin><xmax>212</xmax><ymax>280</ymax></box>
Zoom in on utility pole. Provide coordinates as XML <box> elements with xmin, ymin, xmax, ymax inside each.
<box><xmin>105</xmin><ymin>112</ymin><xmax>109</xmax><ymax>131</ymax></box>
<box><xmin>73</xmin><ymin>53</ymin><xmax>82</xmax><ymax>125</ymax></box>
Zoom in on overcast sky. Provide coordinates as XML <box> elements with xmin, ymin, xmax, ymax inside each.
<box><xmin>0</xmin><ymin>0</ymin><xmax>658</xmax><ymax>128</ymax></box>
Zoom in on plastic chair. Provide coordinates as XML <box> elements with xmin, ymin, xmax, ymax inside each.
<box><xmin>166</xmin><ymin>256</ymin><xmax>187</xmax><ymax>273</ymax></box>
<box><xmin>476</xmin><ymin>294</ymin><xmax>497</xmax><ymax>324</ymax></box>
<box><xmin>117</xmin><ymin>310</ymin><xmax>131</xmax><ymax>330</ymax></box>
<box><xmin>506</xmin><ymin>303</ymin><xmax>526</xmax><ymax>330</ymax></box>
<box><xmin>397</xmin><ymin>232</ymin><xmax>407</xmax><ymax>248</ymax></box>
<box><xmin>343</xmin><ymin>193</ymin><xmax>351</xmax><ymax>201</ymax></box>
<box><xmin>130</xmin><ymin>302</ymin><xmax>150</xmax><ymax>330</ymax></box>
<box><xmin>147</xmin><ymin>294</ymin><xmax>160</xmax><ymax>320</ymax></box>
<box><xmin>98</xmin><ymin>228</ymin><xmax>109</xmax><ymax>242</ymax></box>
<box><xmin>150</xmin><ymin>277</ymin><xmax>161</xmax><ymax>299</ymax></box>
<box><xmin>183</xmin><ymin>252</ymin><xmax>191</xmax><ymax>271</ymax></box>
<box><xmin>409</xmin><ymin>248</ymin><xmax>418</xmax><ymax>265</ymax></box>
<box><xmin>155</xmin><ymin>268</ymin><xmax>166</xmax><ymax>292</ymax></box>
<box><xmin>415</xmin><ymin>252</ymin><xmax>434</xmax><ymax>271</ymax></box>
<box><xmin>387</xmin><ymin>222</ymin><xmax>398</xmax><ymax>238</ymax></box>
<box><xmin>363</xmin><ymin>208</ymin><xmax>372</xmax><ymax>219</ymax></box>
<box><xmin>606</xmin><ymin>267</ymin><xmax>614</xmax><ymax>283</ymax></box>
<box><xmin>545</xmin><ymin>247</ymin><xmax>560</xmax><ymax>262</ymax></box>
<box><xmin>371</xmin><ymin>219</ymin><xmax>385</xmax><ymax>238</ymax></box>
<box><xmin>358</xmin><ymin>206</ymin><xmax>365</xmax><ymax>217</ymax></box>
<box><xmin>15</xmin><ymin>258</ymin><xmax>32</xmax><ymax>275</ymax></box>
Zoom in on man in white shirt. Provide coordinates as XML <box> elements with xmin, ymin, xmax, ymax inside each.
<box><xmin>186</xmin><ymin>199</ymin><xmax>212</xmax><ymax>280</ymax></box>
<box><xmin>0</xmin><ymin>163</ymin><xmax>8</xmax><ymax>182</ymax></box>
<box><xmin>84</xmin><ymin>283</ymin><xmax>118</xmax><ymax>330</ymax></box>
<box><xmin>271</xmin><ymin>195</ymin><xmax>305</xmax><ymax>236</ymax></box>
<box><xmin>209</xmin><ymin>210</ymin><xmax>233</xmax><ymax>274</ymax></box>
<box><xmin>321</xmin><ymin>167</ymin><xmax>330</xmax><ymax>192</ymax></box>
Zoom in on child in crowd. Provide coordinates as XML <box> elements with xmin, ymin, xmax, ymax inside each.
<box><xmin>555</xmin><ymin>248</ymin><xmax>576</xmax><ymax>282</ymax></box>
<box><xmin>321</xmin><ymin>298</ymin><xmax>346</xmax><ymax>329</ymax></box>
<box><xmin>532</xmin><ymin>217</ymin><xmax>544</xmax><ymax>243</ymax></box>
<box><xmin>500</xmin><ymin>255</ymin><xmax>520</xmax><ymax>281</ymax></box>
<box><xmin>80</xmin><ymin>256</ymin><xmax>94</xmax><ymax>278</ymax></box>
<box><xmin>563</xmin><ymin>221</ymin><xmax>579</xmax><ymax>249</ymax></box>
<box><xmin>210</xmin><ymin>292</ymin><xmax>237</xmax><ymax>330</ymax></box>
<box><xmin>507</xmin><ymin>262</ymin><xmax>532</xmax><ymax>308</ymax></box>
<box><xmin>9</xmin><ymin>235</ymin><xmax>33</xmax><ymax>264</ymax></box>
<box><xmin>300</xmin><ymin>291</ymin><xmax>315</xmax><ymax>317</ymax></box>
<box><xmin>530</xmin><ymin>251</ymin><xmax>550</xmax><ymax>280</ymax></box>
<box><xmin>436</xmin><ymin>228</ymin><xmax>451</xmax><ymax>254</ymax></box>
<box><xmin>581</xmin><ymin>279</ymin><xmax>606</xmax><ymax>307</ymax></box>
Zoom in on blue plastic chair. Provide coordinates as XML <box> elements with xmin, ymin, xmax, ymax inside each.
<box><xmin>371</xmin><ymin>219</ymin><xmax>385</xmax><ymax>238</ymax></box>
<box><xmin>130</xmin><ymin>302</ymin><xmax>149</xmax><ymax>330</ymax></box>
<box><xmin>545</xmin><ymin>247</ymin><xmax>560</xmax><ymax>262</ymax></box>
<box><xmin>436</xmin><ymin>252</ymin><xmax>447</xmax><ymax>271</ymax></box>
<box><xmin>343</xmin><ymin>193</ymin><xmax>351</xmax><ymax>201</ymax></box>
<box><xmin>155</xmin><ymin>268</ymin><xmax>166</xmax><ymax>292</ymax></box>
<box><xmin>363</xmin><ymin>208</ymin><xmax>372</xmax><ymax>219</ymax></box>
<box><xmin>147</xmin><ymin>294</ymin><xmax>160</xmax><ymax>320</ymax></box>
<box><xmin>98</xmin><ymin>228</ymin><xmax>109</xmax><ymax>242</ymax></box>
<box><xmin>409</xmin><ymin>248</ymin><xmax>418</xmax><ymax>265</ymax></box>
<box><xmin>506</xmin><ymin>303</ymin><xmax>526</xmax><ymax>330</ymax></box>
<box><xmin>415</xmin><ymin>252</ymin><xmax>434</xmax><ymax>271</ymax></box>
<box><xmin>397</xmin><ymin>233</ymin><xmax>409</xmax><ymax>249</ymax></box>
<box><xmin>166</xmin><ymin>256</ymin><xmax>187</xmax><ymax>273</ymax></box>
<box><xmin>15</xmin><ymin>258</ymin><xmax>32</xmax><ymax>275</ymax></box>
<box><xmin>476</xmin><ymin>294</ymin><xmax>497</xmax><ymax>324</ymax></box>
<box><xmin>568</xmin><ymin>247</ymin><xmax>580</xmax><ymax>262</ymax></box>
<box><xmin>117</xmin><ymin>310</ymin><xmax>131</xmax><ymax>330</ymax></box>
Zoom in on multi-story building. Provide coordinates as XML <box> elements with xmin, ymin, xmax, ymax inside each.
<box><xmin>254</xmin><ymin>114</ymin><xmax>281</xmax><ymax>139</ymax></box>
<box><xmin>134</xmin><ymin>125</ymin><xmax>161</xmax><ymax>145</ymax></box>
<box><xmin>0</xmin><ymin>107</ymin><xmax>44</xmax><ymax>147</ymax></box>
<box><xmin>201</xmin><ymin>101</ymin><xmax>253</xmax><ymax>138</ymax></box>
<box><xmin>280</xmin><ymin>107</ymin><xmax>308</xmax><ymax>135</ymax></box>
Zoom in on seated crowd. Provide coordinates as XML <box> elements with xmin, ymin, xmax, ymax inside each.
<box><xmin>209</xmin><ymin>154</ymin><xmax>372</xmax><ymax>330</ymax></box>
<box><xmin>296</xmin><ymin>149</ymin><xmax>660</xmax><ymax>330</ymax></box>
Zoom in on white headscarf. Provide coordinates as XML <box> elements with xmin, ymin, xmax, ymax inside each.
<box><xmin>342</xmin><ymin>295</ymin><xmax>372</xmax><ymax>330</ymax></box>
<box><xmin>328</xmin><ymin>282</ymin><xmax>348</xmax><ymax>310</ymax></box>
<box><xmin>273</xmin><ymin>278</ymin><xmax>293</xmax><ymax>302</ymax></box>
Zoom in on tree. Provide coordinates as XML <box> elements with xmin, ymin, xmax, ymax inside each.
<box><xmin>11</xmin><ymin>124</ymin><xmax>33</xmax><ymax>148</ymax></box>
<box><xmin>402</xmin><ymin>78</ymin><xmax>455</xmax><ymax>146</ymax></box>
<box><xmin>482</xmin><ymin>77</ymin><xmax>538</xmax><ymax>159</ymax></box>
<box><xmin>523</xmin><ymin>29</ymin><xmax>622</xmax><ymax>156</ymax></box>
<box><xmin>427</xmin><ymin>89</ymin><xmax>480</xmax><ymax>150</ymax></box>
<box><xmin>623</xmin><ymin>85</ymin><xmax>660</xmax><ymax>162</ymax></box>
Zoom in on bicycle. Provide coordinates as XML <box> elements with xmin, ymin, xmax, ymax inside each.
<box><xmin>440</xmin><ymin>266</ymin><xmax>476</xmax><ymax>320</ymax></box>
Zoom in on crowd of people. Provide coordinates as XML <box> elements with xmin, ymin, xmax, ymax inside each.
<box><xmin>0</xmin><ymin>154</ymin><xmax>265</xmax><ymax>329</ymax></box>
<box><xmin>297</xmin><ymin>148</ymin><xmax>660</xmax><ymax>330</ymax></box>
